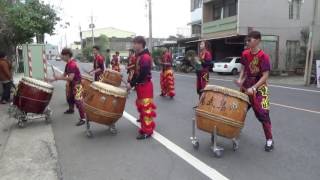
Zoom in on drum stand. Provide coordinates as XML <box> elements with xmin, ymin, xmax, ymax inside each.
<box><xmin>85</xmin><ymin>120</ymin><xmax>118</xmax><ymax>138</ymax></box>
<box><xmin>191</xmin><ymin>118</ymin><xmax>240</xmax><ymax>158</ymax></box>
<box><xmin>8</xmin><ymin>103</ymin><xmax>52</xmax><ymax>128</ymax></box>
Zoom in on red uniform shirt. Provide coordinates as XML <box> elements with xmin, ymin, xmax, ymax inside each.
<box><xmin>94</xmin><ymin>54</ymin><xmax>105</xmax><ymax>71</ymax></box>
<box><xmin>200</xmin><ymin>50</ymin><xmax>212</xmax><ymax>69</ymax></box>
<box><xmin>162</xmin><ymin>52</ymin><xmax>172</xmax><ymax>67</ymax></box>
<box><xmin>240</xmin><ymin>49</ymin><xmax>271</xmax><ymax>88</ymax></box>
<box><xmin>64</xmin><ymin>59</ymin><xmax>81</xmax><ymax>84</ymax></box>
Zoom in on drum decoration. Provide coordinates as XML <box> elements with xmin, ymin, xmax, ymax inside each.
<box><xmin>84</xmin><ymin>82</ymin><xmax>127</xmax><ymax>137</ymax></box>
<box><xmin>191</xmin><ymin>85</ymin><xmax>249</xmax><ymax>157</ymax></box>
<box><xmin>81</xmin><ymin>74</ymin><xmax>93</xmax><ymax>98</ymax></box>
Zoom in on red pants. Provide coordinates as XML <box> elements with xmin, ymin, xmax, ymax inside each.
<box><xmin>135</xmin><ymin>81</ymin><xmax>156</xmax><ymax>135</ymax></box>
<box><xmin>245</xmin><ymin>85</ymin><xmax>273</xmax><ymax>140</ymax></box>
<box><xmin>196</xmin><ymin>68</ymin><xmax>209</xmax><ymax>96</ymax></box>
<box><xmin>67</xmin><ymin>83</ymin><xmax>86</xmax><ymax>119</ymax></box>
<box><xmin>160</xmin><ymin>68</ymin><xmax>175</xmax><ymax>97</ymax></box>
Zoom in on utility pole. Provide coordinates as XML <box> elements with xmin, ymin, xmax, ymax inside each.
<box><xmin>79</xmin><ymin>25</ymin><xmax>83</xmax><ymax>49</ymax></box>
<box><xmin>304</xmin><ymin>0</ymin><xmax>318</xmax><ymax>86</ymax></box>
<box><xmin>148</xmin><ymin>0</ymin><xmax>153</xmax><ymax>51</ymax></box>
<box><xmin>89</xmin><ymin>14</ymin><xmax>95</xmax><ymax>46</ymax></box>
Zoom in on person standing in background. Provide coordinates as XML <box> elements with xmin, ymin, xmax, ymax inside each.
<box><xmin>0</xmin><ymin>51</ymin><xmax>13</xmax><ymax>104</ymax></box>
<box><xmin>105</xmin><ymin>49</ymin><xmax>111</xmax><ymax>69</ymax></box>
<box><xmin>89</xmin><ymin>46</ymin><xmax>105</xmax><ymax>81</ymax></box>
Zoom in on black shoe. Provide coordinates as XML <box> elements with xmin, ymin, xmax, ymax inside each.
<box><xmin>76</xmin><ymin>119</ymin><xmax>85</xmax><ymax>126</ymax></box>
<box><xmin>64</xmin><ymin>109</ymin><xmax>74</xmax><ymax>114</ymax></box>
<box><xmin>265</xmin><ymin>140</ymin><xmax>274</xmax><ymax>152</ymax></box>
<box><xmin>136</xmin><ymin>133</ymin><xmax>151</xmax><ymax>140</ymax></box>
<box><xmin>160</xmin><ymin>93</ymin><xmax>165</xmax><ymax>97</ymax></box>
<box><xmin>136</xmin><ymin>119</ymin><xmax>141</xmax><ymax>123</ymax></box>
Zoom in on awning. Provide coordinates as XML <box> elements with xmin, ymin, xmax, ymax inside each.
<box><xmin>185</xmin><ymin>34</ymin><xmax>241</xmax><ymax>44</ymax></box>
<box><xmin>187</xmin><ymin>20</ymin><xmax>201</xmax><ymax>26</ymax></box>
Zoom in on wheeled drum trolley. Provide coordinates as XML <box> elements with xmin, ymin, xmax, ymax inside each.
<box><xmin>83</xmin><ymin>82</ymin><xmax>127</xmax><ymax>137</ymax></box>
<box><xmin>8</xmin><ymin>77</ymin><xmax>54</xmax><ymax>128</ymax></box>
<box><xmin>191</xmin><ymin>85</ymin><xmax>249</xmax><ymax>157</ymax></box>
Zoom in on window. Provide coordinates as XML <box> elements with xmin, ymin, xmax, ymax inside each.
<box><xmin>235</xmin><ymin>58</ymin><xmax>241</xmax><ymax>63</ymax></box>
<box><xmin>286</xmin><ymin>40</ymin><xmax>300</xmax><ymax>69</ymax></box>
<box><xmin>289</xmin><ymin>0</ymin><xmax>302</xmax><ymax>20</ymax></box>
<box><xmin>213</xmin><ymin>2</ymin><xmax>223</xmax><ymax>20</ymax></box>
<box><xmin>224</xmin><ymin>0</ymin><xmax>237</xmax><ymax>18</ymax></box>
<box><xmin>191</xmin><ymin>0</ymin><xmax>202</xmax><ymax>11</ymax></box>
<box><xmin>192</xmin><ymin>24</ymin><xmax>201</xmax><ymax>35</ymax></box>
<box><xmin>212</xmin><ymin>0</ymin><xmax>237</xmax><ymax>21</ymax></box>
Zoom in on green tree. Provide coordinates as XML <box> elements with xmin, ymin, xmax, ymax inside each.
<box><xmin>0</xmin><ymin>0</ymin><xmax>59</xmax><ymax>56</ymax></box>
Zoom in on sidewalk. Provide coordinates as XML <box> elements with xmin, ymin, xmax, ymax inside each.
<box><xmin>0</xmin><ymin>73</ymin><xmax>60</xmax><ymax>180</ymax></box>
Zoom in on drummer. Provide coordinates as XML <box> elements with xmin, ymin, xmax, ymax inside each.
<box><xmin>111</xmin><ymin>52</ymin><xmax>121</xmax><ymax>72</ymax></box>
<box><xmin>197</xmin><ymin>40</ymin><xmax>213</xmax><ymax>99</ymax></box>
<box><xmin>89</xmin><ymin>46</ymin><xmax>105</xmax><ymax>81</ymax></box>
<box><xmin>160</xmin><ymin>47</ymin><xmax>175</xmax><ymax>98</ymax></box>
<box><xmin>236</xmin><ymin>31</ymin><xmax>274</xmax><ymax>152</ymax></box>
<box><xmin>47</xmin><ymin>48</ymin><xmax>86</xmax><ymax>126</ymax></box>
<box><xmin>127</xmin><ymin>36</ymin><xmax>156</xmax><ymax>140</ymax></box>
<box><xmin>126</xmin><ymin>49</ymin><xmax>136</xmax><ymax>83</ymax></box>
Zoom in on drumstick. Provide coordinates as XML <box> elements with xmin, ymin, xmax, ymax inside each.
<box><xmin>51</xmin><ymin>65</ymin><xmax>56</xmax><ymax>77</ymax></box>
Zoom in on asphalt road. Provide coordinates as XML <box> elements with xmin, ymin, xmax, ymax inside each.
<box><xmin>49</xmin><ymin>60</ymin><xmax>320</xmax><ymax>180</ymax></box>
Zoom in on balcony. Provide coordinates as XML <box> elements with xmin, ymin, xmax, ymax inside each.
<box><xmin>202</xmin><ymin>16</ymin><xmax>237</xmax><ymax>38</ymax></box>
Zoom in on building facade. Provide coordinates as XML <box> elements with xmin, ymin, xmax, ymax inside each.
<box><xmin>198</xmin><ymin>0</ymin><xmax>320</xmax><ymax>72</ymax></box>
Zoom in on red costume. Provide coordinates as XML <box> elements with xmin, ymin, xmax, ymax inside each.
<box><xmin>65</xmin><ymin>59</ymin><xmax>85</xmax><ymax>119</ymax></box>
<box><xmin>130</xmin><ymin>49</ymin><xmax>156</xmax><ymax>135</ymax></box>
<box><xmin>93</xmin><ymin>54</ymin><xmax>105</xmax><ymax>81</ymax></box>
<box><xmin>197</xmin><ymin>50</ymin><xmax>212</xmax><ymax>96</ymax></box>
<box><xmin>160</xmin><ymin>52</ymin><xmax>175</xmax><ymax>97</ymax></box>
<box><xmin>127</xmin><ymin>54</ymin><xmax>136</xmax><ymax>83</ymax></box>
<box><xmin>111</xmin><ymin>55</ymin><xmax>120</xmax><ymax>72</ymax></box>
<box><xmin>240</xmin><ymin>49</ymin><xmax>273</xmax><ymax>140</ymax></box>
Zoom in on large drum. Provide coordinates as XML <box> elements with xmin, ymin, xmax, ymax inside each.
<box><xmin>100</xmin><ymin>69</ymin><xmax>122</xmax><ymax>87</ymax></box>
<box><xmin>14</xmin><ymin>77</ymin><xmax>54</xmax><ymax>114</ymax></box>
<box><xmin>81</xmin><ymin>74</ymin><xmax>93</xmax><ymax>98</ymax></box>
<box><xmin>84</xmin><ymin>82</ymin><xmax>127</xmax><ymax>125</ymax></box>
<box><xmin>195</xmin><ymin>85</ymin><xmax>249</xmax><ymax>139</ymax></box>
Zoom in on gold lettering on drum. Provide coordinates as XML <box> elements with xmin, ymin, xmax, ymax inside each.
<box><xmin>230</xmin><ymin>102</ymin><xmax>239</xmax><ymax>111</ymax></box>
<box><xmin>100</xmin><ymin>96</ymin><xmax>106</xmax><ymax>102</ymax></box>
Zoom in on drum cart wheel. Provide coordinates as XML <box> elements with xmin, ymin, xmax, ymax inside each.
<box><xmin>17</xmin><ymin>112</ymin><xmax>27</xmax><ymax>128</ymax></box>
<box><xmin>85</xmin><ymin>120</ymin><xmax>93</xmax><ymax>138</ymax></box>
<box><xmin>44</xmin><ymin>108</ymin><xmax>52</xmax><ymax>124</ymax></box>
<box><xmin>210</xmin><ymin>126</ymin><xmax>224</xmax><ymax>158</ymax></box>
<box><xmin>232</xmin><ymin>138</ymin><xmax>239</xmax><ymax>151</ymax></box>
<box><xmin>108</xmin><ymin>124</ymin><xmax>117</xmax><ymax>135</ymax></box>
<box><xmin>190</xmin><ymin>118</ymin><xmax>199</xmax><ymax>150</ymax></box>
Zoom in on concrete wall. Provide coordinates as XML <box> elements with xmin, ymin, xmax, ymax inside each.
<box><xmin>238</xmin><ymin>0</ymin><xmax>315</xmax><ymax>70</ymax></box>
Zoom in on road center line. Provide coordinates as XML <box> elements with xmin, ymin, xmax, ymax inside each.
<box><xmin>270</xmin><ymin>103</ymin><xmax>320</xmax><ymax>114</ymax></box>
<box><xmin>152</xmin><ymin>71</ymin><xmax>320</xmax><ymax>93</ymax></box>
<box><xmin>123</xmin><ymin>111</ymin><xmax>229</xmax><ymax>180</ymax></box>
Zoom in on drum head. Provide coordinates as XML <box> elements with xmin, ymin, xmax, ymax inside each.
<box><xmin>21</xmin><ymin>77</ymin><xmax>54</xmax><ymax>93</ymax></box>
<box><xmin>82</xmin><ymin>74</ymin><xmax>93</xmax><ymax>81</ymax></box>
<box><xmin>91</xmin><ymin>82</ymin><xmax>127</xmax><ymax>98</ymax></box>
<box><xmin>106</xmin><ymin>69</ymin><xmax>121</xmax><ymax>75</ymax></box>
<box><xmin>204</xmin><ymin>85</ymin><xmax>249</xmax><ymax>103</ymax></box>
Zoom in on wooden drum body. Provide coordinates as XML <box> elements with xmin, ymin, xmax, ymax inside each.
<box><xmin>81</xmin><ymin>74</ymin><xmax>93</xmax><ymax>98</ymax></box>
<box><xmin>84</xmin><ymin>82</ymin><xmax>127</xmax><ymax>125</ymax></box>
<box><xmin>100</xmin><ymin>69</ymin><xmax>122</xmax><ymax>87</ymax></box>
<box><xmin>195</xmin><ymin>85</ymin><xmax>249</xmax><ymax>139</ymax></box>
<box><xmin>14</xmin><ymin>77</ymin><xmax>54</xmax><ymax>114</ymax></box>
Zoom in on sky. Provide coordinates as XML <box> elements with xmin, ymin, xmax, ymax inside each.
<box><xmin>44</xmin><ymin>0</ymin><xmax>191</xmax><ymax>47</ymax></box>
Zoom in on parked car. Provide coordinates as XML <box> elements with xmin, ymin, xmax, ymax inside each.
<box><xmin>212</xmin><ymin>57</ymin><xmax>241</xmax><ymax>75</ymax></box>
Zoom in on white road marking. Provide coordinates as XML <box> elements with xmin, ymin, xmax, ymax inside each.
<box><xmin>152</xmin><ymin>71</ymin><xmax>320</xmax><ymax>93</ymax></box>
<box><xmin>270</xmin><ymin>103</ymin><xmax>320</xmax><ymax>115</ymax></box>
<box><xmin>51</xmin><ymin>63</ymin><xmax>228</xmax><ymax>179</ymax></box>
<box><xmin>123</xmin><ymin>112</ymin><xmax>229</xmax><ymax>180</ymax></box>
